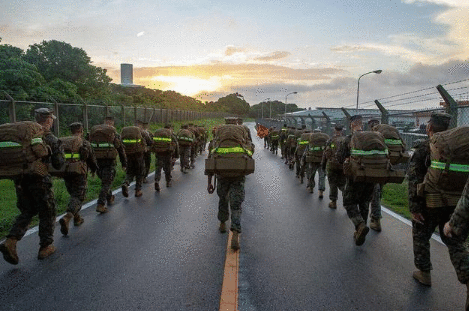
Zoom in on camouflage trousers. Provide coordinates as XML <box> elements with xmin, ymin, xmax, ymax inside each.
<box><xmin>64</xmin><ymin>174</ymin><xmax>88</xmax><ymax>216</ymax></box>
<box><xmin>217</xmin><ymin>176</ymin><xmax>245</xmax><ymax>233</ymax></box>
<box><xmin>295</xmin><ymin>153</ymin><xmax>302</xmax><ymax>177</ymax></box>
<box><xmin>97</xmin><ymin>161</ymin><xmax>116</xmax><ymax>205</ymax></box>
<box><xmin>190</xmin><ymin>143</ymin><xmax>197</xmax><ymax>165</ymax></box>
<box><xmin>343</xmin><ymin>178</ymin><xmax>375</xmax><ymax>228</ymax></box>
<box><xmin>179</xmin><ymin>146</ymin><xmax>191</xmax><ymax>169</ymax></box>
<box><xmin>8</xmin><ymin>175</ymin><xmax>56</xmax><ymax>247</ymax></box>
<box><xmin>370</xmin><ymin>183</ymin><xmax>382</xmax><ymax>219</ymax></box>
<box><xmin>154</xmin><ymin>153</ymin><xmax>172</xmax><ymax>183</ymax></box>
<box><xmin>270</xmin><ymin>140</ymin><xmax>278</xmax><ymax>154</ymax></box>
<box><xmin>327</xmin><ymin>169</ymin><xmax>346</xmax><ymax>201</ymax></box>
<box><xmin>123</xmin><ymin>153</ymin><xmax>145</xmax><ymax>191</ymax></box>
<box><xmin>413</xmin><ymin>206</ymin><xmax>469</xmax><ymax>283</ymax></box>
<box><xmin>280</xmin><ymin>142</ymin><xmax>286</xmax><ymax>158</ymax></box>
<box><xmin>144</xmin><ymin>151</ymin><xmax>152</xmax><ymax>178</ymax></box>
<box><xmin>306</xmin><ymin>162</ymin><xmax>326</xmax><ymax>191</ymax></box>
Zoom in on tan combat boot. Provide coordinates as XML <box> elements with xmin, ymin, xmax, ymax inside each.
<box><xmin>122</xmin><ymin>184</ymin><xmax>129</xmax><ymax>197</ymax></box>
<box><xmin>300</xmin><ymin>176</ymin><xmax>304</xmax><ymax>184</ymax></box>
<box><xmin>412</xmin><ymin>270</ymin><xmax>431</xmax><ymax>286</ymax></box>
<box><xmin>328</xmin><ymin>201</ymin><xmax>337</xmax><ymax>209</ymax></box>
<box><xmin>319</xmin><ymin>190</ymin><xmax>324</xmax><ymax>199</ymax></box>
<box><xmin>0</xmin><ymin>238</ymin><xmax>19</xmax><ymax>265</ymax></box>
<box><xmin>354</xmin><ymin>222</ymin><xmax>370</xmax><ymax>246</ymax></box>
<box><xmin>155</xmin><ymin>182</ymin><xmax>160</xmax><ymax>192</ymax></box>
<box><xmin>74</xmin><ymin>214</ymin><xmax>84</xmax><ymax>226</ymax></box>
<box><xmin>166</xmin><ymin>180</ymin><xmax>172</xmax><ymax>188</ymax></box>
<box><xmin>135</xmin><ymin>189</ymin><xmax>143</xmax><ymax>197</ymax></box>
<box><xmin>219</xmin><ymin>222</ymin><xmax>226</xmax><ymax>233</ymax></box>
<box><xmin>231</xmin><ymin>231</ymin><xmax>240</xmax><ymax>250</ymax></box>
<box><xmin>370</xmin><ymin>217</ymin><xmax>382</xmax><ymax>232</ymax></box>
<box><xmin>96</xmin><ymin>203</ymin><xmax>108</xmax><ymax>214</ymax></box>
<box><xmin>107</xmin><ymin>195</ymin><xmax>115</xmax><ymax>205</ymax></box>
<box><xmin>59</xmin><ymin>212</ymin><xmax>73</xmax><ymax>236</ymax></box>
<box><xmin>38</xmin><ymin>244</ymin><xmax>56</xmax><ymax>260</ymax></box>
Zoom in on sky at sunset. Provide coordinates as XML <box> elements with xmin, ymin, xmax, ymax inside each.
<box><xmin>1</xmin><ymin>0</ymin><xmax>469</xmax><ymax>110</ymax></box>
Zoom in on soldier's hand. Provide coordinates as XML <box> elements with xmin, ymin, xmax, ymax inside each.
<box><xmin>443</xmin><ymin>222</ymin><xmax>454</xmax><ymax>237</ymax></box>
<box><xmin>207</xmin><ymin>183</ymin><xmax>215</xmax><ymax>194</ymax></box>
<box><xmin>411</xmin><ymin>212</ymin><xmax>425</xmax><ymax>225</ymax></box>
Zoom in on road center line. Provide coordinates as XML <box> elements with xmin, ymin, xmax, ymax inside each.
<box><xmin>219</xmin><ymin>231</ymin><xmax>239</xmax><ymax>311</ymax></box>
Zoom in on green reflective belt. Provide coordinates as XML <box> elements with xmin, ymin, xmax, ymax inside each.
<box><xmin>271</xmin><ymin>135</ymin><xmax>279</xmax><ymax>139</ymax></box>
<box><xmin>212</xmin><ymin>146</ymin><xmax>253</xmax><ymax>157</ymax></box>
<box><xmin>282</xmin><ymin>129</ymin><xmax>287</xmax><ymax>131</ymax></box>
<box><xmin>31</xmin><ymin>137</ymin><xmax>43</xmax><ymax>145</ymax></box>
<box><xmin>288</xmin><ymin>135</ymin><xmax>295</xmax><ymax>138</ymax></box>
<box><xmin>331</xmin><ymin>143</ymin><xmax>336</xmax><ymax>149</ymax></box>
<box><xmin>431</xmin><ymin>161</ymin><xmax>469</xmax><ymax>173</ymax></box>
<box><xmin>153</xmin><ymin>137</ymin><xmax>171</xmax><ymax>142</ymax></box>
<box><xmin>298</xmin><ymin>141</ymin><xmax>309</xmax><ymax>145</ymax></box>
<box><xmin>178</xmin><ymin>136</ymin><xmax>193</xmax><ymax>141</ymax></box>
<box><xmin>123</xmin><ymin>139</ymin><xmax>142</xmax><ymax>144</ymax></box>
<box><xmin>309</xmin><ymin>146</ymin><xmax>324</xmax><ymax>151</ymax></box>
<box><xmin>385</xmin><ymin>139</ymin><xmax>403</xmax><ymax>145</ymax></box>
<box><xmin>351</xmin><ymin>149</ymin><xmax>389</xmax><ymax>156</ymax></box>
<box><xmin>0</xmin><ymin>141</ymin><xmax>22</xmax><ymax>148</ymax></box>
<box><xmin>65</xmin><ymin>153</ymin><xmax>80</xmax><ymax>159</ymax></box>
<box><xmin>91</xmin><ymin>142</ymin><xmax>114</xmax><ymax>148</ymax></box>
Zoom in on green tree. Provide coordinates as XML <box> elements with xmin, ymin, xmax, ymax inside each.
<box><xmin>217</xmin><ymin>93</ymin><xmax>250</xmax><ymax>116</ymax></box>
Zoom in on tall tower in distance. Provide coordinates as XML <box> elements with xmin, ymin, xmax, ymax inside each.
<box><xmin>121</xmin><ymin>63</ymin><xmax>133</xmax><ymax>85</ymax></box>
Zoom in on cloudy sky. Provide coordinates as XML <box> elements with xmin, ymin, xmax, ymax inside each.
<box><xmin>1</xmin><ymin>0</ymin><xmax>469</xmax><ymax>110</ymax></box>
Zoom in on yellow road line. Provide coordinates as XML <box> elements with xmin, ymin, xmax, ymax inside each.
<box><xmin>219</xmin><ymin>231</ymin><xmax>239</xmax><ymax>311</ymax></box>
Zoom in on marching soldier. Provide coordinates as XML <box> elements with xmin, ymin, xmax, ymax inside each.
<box><xmin>137</xmin><ymin>120</ymin><xmax>152</xmax><ymax>183</ymax></box>
<box><xmin>153</xmin><ymin>124</ymin><xmax>179</xmax><ymax>191</ymax></box>
<box><xmin>0</xmin><ymin>108</ymin><xmax>64</xmax><ymax>264</ymax></box>
<box><xmin>177</xmin><ymin>124</ymin><xmax>195</xmax><ymax>173</ymax></box>
<box><xmin>368</xmin><ymin>119</ymin><xmax>383</xmax><ymax>231</ymax></box>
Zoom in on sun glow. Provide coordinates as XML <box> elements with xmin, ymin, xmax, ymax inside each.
<box><xmin>151</xmin><ymin>76</ymin><xmax>221</xmax><ymax>96</ymax></box>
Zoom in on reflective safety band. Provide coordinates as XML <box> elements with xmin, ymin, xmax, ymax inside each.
<box><xmin>271</xmin><ymin>135</ymin><xmax>279</xmax><ymax>139</ymax></box>
<box><xmin>178</xmin><ymin>136</ymin><xmax>194</xmax><ymax>141</ymax></box>
<box><xmin>123</xmin><ymin>139</ymin><xmax>142</xmax><ymax>144</ymax></box>
<box><xmin>65</xmin><ymin>153</ymin><xmax>80</xmax><ymax>159</ymax></box>
<box><xmin>309</xmin><ymin>146</ymin><xmax>325</xmax><ymax>151</ymax></box>
<box><xmin>0</xmin><ymin>141</ymin><xmax>22</xmax><ymax>148</ymax></box>
<box><xmin>153</xmin><ymin>137</ymin><xmax>171</xmax><ymax>142</ymax></box>
<box><xmin>431</xmin><ymin>161</ymin><xmax>469</xmax><ymax>173</ymax></box>
<box><xmin>282</xmin><ymin>128</ymin><xmax>287</xmax><ymax>131</ymax></box>
<box><xmin>31</xmin><ymin>137</ymin><xmax>43</xmax><ymax>145</ymax></box>
<box><xmin>298</xmin><ymin>141</ymin><xmax>309</xmax><ymax>145</ymax></box>
<box><xmin>385</xmin><ymin>139</ymin><xmax>403</xmax><ymax>145</ymax></box>
<box><xmin>91</xmin><ymin>142</ymin><xmax>114</xmax><ymax>148</ymax></box>
<box><xmin>351</xmin><ymin>149</ymin><xmax>389</xmax><ymax>156</ymax></box>
<box><xmin>212</xmin><ymin>146</ymin><xmax>253</xmax><ymax>156</ymax></box>
<box><xmin>331</xmin><ymin>143</ymin><xmax>336</xmax><ymax>148</ymax></box>
<box><xmin>288</xmin><ymin>135</ymin><xmax>295</xmax><ymax>138</ymax></box>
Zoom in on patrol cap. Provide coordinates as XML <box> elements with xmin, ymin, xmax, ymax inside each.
<box><xmin>334</xmin><ymin>124</ymin><xmax>344</xmax><ymax>131</ymax></box>
<box><xmin>35</xmin><ymin>108</ymin><xmax>56</xmax><ymax>120</ymax></box>
<box><xmin>350</xmin><ymin>115</ymin><xmax>362</xmax><ymax>122</ymax></box>
<box><xmin>69</xmin><ymin>122</ymin><xmax>83</xmax><ymax>133</ymax></box>
<box><xmin>164</xmin><ymin>123</ymin><xmax>172</xmax><ymax>129</ymax></box>
<box><xmin>429</xmin><ymin>112</ymin><xmax>451</xmax><ymax>128</ymax></box>
<box><xmin>104</xmin><ymin>116</ymin><xmax>114</xmax><ymax>121</ymax></box>
<box><xmin>368</xmin><ymin>119</ymin><xmax>379</xmax><ymax>125</ymax></box>
<box><xmin>225</xmin><ymin>117</ymin><xmax>238</xmax><ymax>124</ymax></box>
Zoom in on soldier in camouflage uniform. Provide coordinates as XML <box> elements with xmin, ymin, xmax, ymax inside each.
<box><xmin>154</xmin><ymin>124</ymin><xmax>179</xmax><ymax>191</ymax></box>
<box><xmin>138</xmin><ymin>120</ymin><xmax>152</xmax><ymax>183</ymax></box>
<box><xmin>188</xmin><ymin>123</ymin><xmax>199</xmax><ymax>169</ymax></box>
<box><xmin>303</xmin><ymin>129</ymin><xmax>327</xmax><ymax>197</ymax></box>
<box><xmin>444</xmin><ymin>177</ymin><xmax>469</xmax><ymax>310</ymax></box>
<box><xmin>122</xmin><ymin>123</ymin><xmax>153</xmax><ymax>198</ymax></box>
<box><xmin>59</xmin><ymin>122</ymin><xmax>98</xmax><ymax>236</ymax></box>
<box><xmin>408</xmin><ymin>113</ymin><xmax>469</xmax><ymax>290</ymax></box>
<box><xmin>177</xmin><ymin>124</ymin><xmax>194</xmax><ymax>173</ymax></box>
<box><xmin>321</xmin><ymin>124</ymin><xmax>346</xmax><ymax>209</ymax></box>
<box><xmin>336</xmin><ymin>115</ymin><xmax>374</xmax><ymax>246</ymax></box>
<box><xmin>0</xmin><ymin>108</ymin><xmax>65</xmax><ymax>264</ymax></box>
<box><xmin>279</xmin><ymin>124</ymin><xmax>288</xmax><ymax>159</ymax></box>
<box><xmin>95</xmin><ymin>116</ymin><xmax>127</xmax><ymax>214</ymax></box>
<box><xmin>368</xmin><ymin>119</ymin><xmax>383</xmax><ymax>232</ymax></box>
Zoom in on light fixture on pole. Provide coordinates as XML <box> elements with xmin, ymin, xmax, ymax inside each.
<box><xmin>262</xmin><ymin>97</ymin><xmax>270</xmax><ymax>119</ymax></box>
<box><xmin>284</xmin><ymin>91</ymin><xmax>298</xmax><ymax>120</ymax></box>
<box><xmin>356</xmin><ymin>70</ymin><xmax>382</xmax><ymax>111</ymax></box>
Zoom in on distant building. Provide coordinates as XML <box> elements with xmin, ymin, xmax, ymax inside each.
<box><xmin>121</xmin><ymin>63</ymin><xmax>133</xmax><ymax>85</ymax></box>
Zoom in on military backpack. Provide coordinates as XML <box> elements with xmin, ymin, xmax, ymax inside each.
<box><xmin>89</xmin><ymin>125</ymin><xmax>118</xmax><ymax>160</ymax></box>
<box><xmin>373</xmin><ymin>124</ymin><xmax>409</xmax><ymax>165</ymax></box>
<box><xmin>324</xmin><ymin>135</ymin><xmax>345</xmax><ymax>171</ymax></box>
<box><xmin>49</xmin><ymin>136</ymin><xmax>87</xmax><ymax>177</ymax></box>
<box><xmin>121</xmin><ymin>126</ymin><xmax>146</xmax><ymax>155</ymax></box>
<box><xmin>177</xmin><ymin>129</ymin><xmax>194</xmax><ymax>146</ymax></box>
<box><xmin>305</xmin><ymin>133</ymin><xmax>329</xmax><ymax>163</ymax></box>
<box><xmin>152</xmin><ymin>128</ymin><xmax>175</xmax><ymax>153</ymax></box>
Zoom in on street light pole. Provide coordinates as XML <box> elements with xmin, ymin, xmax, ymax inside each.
<box><xmin>356</xmin><ymin>70</ymin><xmax>382</xmax><ymax>111</ymax></box>
<box><xmin>284</xmin><ymin>91</ymin><xmax>298</xmax><ymax>120</ymax></box>
<box><xmin>262</xmin><ymin>97</ymin><xmax>270</xmax><ymax>119</ymax></box>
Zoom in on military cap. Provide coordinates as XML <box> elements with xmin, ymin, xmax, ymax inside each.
<box><xmin>350</xmin><ymin>115</ymin><xmax>362</xmax><ymax>122</ymax></box>
<box><xmin>301</xmin><ymin>124</ymin><xmax>306</xmax><ymax>129</ymax></box>
<box><xmin>429</xmin><ymin>112</ymin><xmax>451</xmax><ymax>128</ymax></box>
<box><xmin>104</xmin><ymin>116</ymin><xmax>114</xmax><ymax>121</ymax></box>
<box><xmin>69</xmin><ymin>122</ymin><xmax>83</xmax><ymax>133</ymax></box>
<box><xmin>35</xmin><ymin>108</ymin><xmax>56</xmax><ymax>120</ymax></box>
<box><xmin>164</xmin><ymin>123</ymin><xmax>172</xmax><ymax>129</ymax></box>
<box><xmin>368</xmin><ymin>119</ymin><xmax>380</xmax><ymax>125</ymax></box>
<box><xmin>313</xmin><ymin>128</ymin><xmax>321</xmax><ymax>133</ymax></box>
<box><xmin>334</xmin><ymin>124</ymin><xmax>344</xmax><ymax>131</ymax></box>
<box><xmin>181</xmin><ymin>124</ymin><xmax>188</xmax><ymax>129</ymax></box>
<box><xmin>225</xmin><ymin>117</ymin><xmax>238</xmax><ymax>124</ymax></box>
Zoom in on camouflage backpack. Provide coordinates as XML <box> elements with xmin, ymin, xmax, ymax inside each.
<box><xmin>373</xmin><ymin>124</ymin><xmax>408</xmax><ymax>165</ymax></box>
<box><xmin>0</xmin><ymin>121</ymin><xmax>49</xmax><ymax>179</ymax></box>
<box><xmin>89</xmin><ymin>125</ymin><xmax>118</xmax><ymax>160</ymax></box>
<box><xmin>121</xmin><ymin>126</ymin><xmax>146</xmax><ymax>155</ymax></box>
<box><xmin>305</xmin><ymin>133</ymin><xmax>329</xmax><ymax>163</ymax></box>
<box><xmin>177</xmin><ymin>129</ymin><xmax>194</xmax><ymax>146</ymax></box>
<box><xmin>270</xmin><ymin>130</ymin><xmax>280</xmax><ymax>141</ymax></box>
<box><xmin>49</xmin><ymin>136</ymin><xmax>86</xmax><ymax>177</ymax></box>
<box><xmin>324</xmin><ymin>135</ymin><xmax>345</xmax><ymax>171</ymax></box>
<box><xmin>296</xmin><ymin>132</ymin><xmax>311</xmax><ymax>155</ymax></box>
<box><xmin>152</xmin><ymin>128</ymin><xmax>175</xmax><ymax>153</ymax></box>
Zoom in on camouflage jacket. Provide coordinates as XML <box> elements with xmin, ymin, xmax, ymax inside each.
<box><xmin>44</xmin><ymin>131</ymin><xmax>65</xmax><ymax>170</ymax></box>
<box><xmin>80</xmin><ymin>140</ymin><xmax>99</xmax><ymax>174</ymax></box>
<box><xmin>321</xmin><ymin>134</ymin><xmax>343</xmax><ymax>170</ymax></box>
<box><xmin>449</xmin><ymin>176</ymin><xmax>469</xmax><ymax>236</ymax></box>
<box><xmin>114</xmin><ymin>133</ymin><xmax>128</xmax><ymax>167</ymax></box>
<box><xmin>335</xmin><ymin>134</ymin><xmax>352</xmax><ymax>165</ymax></box>
<box><xmin>407</xmin><ymin>138</ymin><xmax>430</xmax><ymax>214</ymax></box>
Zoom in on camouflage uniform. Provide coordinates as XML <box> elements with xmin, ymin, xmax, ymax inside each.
<box><xmin>370</xmin><ymin>183</ymin><xmax>382</xmax><ymax>219</ymax></box>
<box><xmin>279</xmin><ymin>128</ymin><xmax>288</xmax><ymax>159</ymax></box>
<box><xmin>7</xmin><ymin>131</ymin><xmax>64</xmax><ymax>248</ymax></box>
<box><xmin>177</xmin><ymin>128</ymin><xmax>195</xmax><ymax>171</ymax></box>
<box><xmin>123</xmin><ymin>130</ymin><xmax>152</xmax><ymax>192</ymax></box>
<box><xmin>154</xmin><ymin>132</ymin><xmax>178</xmax><ymax>185</ymax></box>
<box><xmin>337</xmin><ymin>135</ymin><xmax>375</xmax><ymax>227</ymax></box>
<box><xmin>322</xmin><ymin>135</ymin><xmax>346</xmax><ymax>202</ymax></box>
<box><xmin>97</xmin><ymin>133</ymin><xmax>127</xmax><ymax>206</ymax></box>
<box><xmin>143</xmin><ymin>131</ymin><xmax>152</xmax><ymax>181</ymax></box>
<box><xmin>217</xmin><ymin>176</ymin><xmax>246</xmax><ymax>233</ymax></box>
<box><xmin>408</xmin><ymin>138</ymin><xmax>469</xmax><ymax>281</ymax></box>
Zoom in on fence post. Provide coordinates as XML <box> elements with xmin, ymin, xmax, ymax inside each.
<box><xmin>436</xmin><ymin>84</ymin><xmax>458</xmax><ymax>128</ymax></box>
<box><xmin>83</xmin><ymin>102</ymin><xmax>89</xmax><ymax>133</ymax></box>
<box><xmin>105</xmin><ymin>105</ymin><xmax>110</xmax><ymax>117</ymax></box>
<box><xmin>307</xmin><ymin>114</ymin><xmax>316</xmax><ymax>130</ymax></box>
<box><xmin>374</xmin><ymin>100</ymin><xmax>389</xmax><ymax>124</ymax></box>
<box><xmin>121</xmin><ymin>105</ymin><xmax>125</xmax><ymax>127</ymax></box>
<box><xmin>54</xmin><ymin>101</ymin><xmax>60</xmax><ymax>136</ymax></box>
<box><xmin>4</xmin><ymin>92</ymin><xmax>16</xmax><ymax>123</ymax></box>
<box><xmin>143</xmin><ymin>107</ymin><xmax>148</xmax><ymax>122</ymax></box>
<box><xmin>134</xmin><ymin>106</ymin><xmax>138</xmax><ymax>125</ymax></box>
<box><xmin>341</xmin><ymin>108</ymin><xmax>351</xmax><ymax>135</ymax></box>
<box><xmin>322</xmin><ymin>112</ymin><xmax>332</xmax><ymax>135</ymax></box>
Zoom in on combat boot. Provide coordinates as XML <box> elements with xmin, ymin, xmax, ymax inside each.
<box><xmin>155</xmin><ymin>182</ymin><xmax>160</xmax><ymax>192</ymax></box>
<box><xmin>219</xmin><ymin>222</ymin><xmax>227</xmax><ymax>233</ymax></box>
<box><xmin>412</xmin><ymin>270</ymin><xmax>431</xmax><ymax>286</ymax></box>
<box><xmin>135</xmin><ymin>189</ymin><xmax>143</xmax><ymax>197</ymax></box>
<box><xmin>328</xmin><ymin>201</ymin><xmax>337</xmax><ymax>209</ymax></box>
<box><xmin>74</xmin><ymin>214</ymin><xmax>84</xmax><ymax>226</ymax></box>
<box><xmin>231</xmin><ymin>231</ymin><xmax>240</xmax><ymax>250</ymax></box>
<box><xmin>166</xmin><ymin>180</ymin><xmax>172</xmax><ymax>188</ymax></box>
<box><xmin>143</xmin><ymin>177</ymin><xmax>148</xmax><ymax>184</ymax></box>
<box><xmin>59</xmin><ymin>212</ymin><xmax>73</xmax><ymax>236</ymax></box>
<box><xmin>370</xmin><ymin>217</ymin><xmax>382</xmax><ymax>232</ymax></box>
<box><xmin>122</xmin><ymin>184</ymin><xmax>129</xmax><ymax>197</ymax></box>
<box><xmin>309</xmin><ymin>186</ymin><xmax>314</xmax><ymax>194</ymax></box>
<box><xmin>0</xmin><ymin>237</ymin><xmax>19</xmax><ymax>265</ymax></box>
<box><xmin>319</xmin><ymin>190</ymin><xmax>324</xmax><ymax>199</ymax></box>
<box><xmin>38</xmin><ymin>244</ymin><xmax>56</xmax><ymax>260</ymax></box>
<box><xmin>107</xmin><ymin>195</ymin><xmax>115</xmax><ymax>205</ymax></box>
<box><xmin>96</xmin><ymin>203</ymin><xmax>108</xmax><ymax>214</ymax></box>
<box><xmin>354</xmin><ymin>222</ymin><xmax>370</xmax><ymax>246</ymax></box>
<box><xmin>300</xmin><ymin>176</ymin><xmax>304</xmax><ymax>184</ymax></box>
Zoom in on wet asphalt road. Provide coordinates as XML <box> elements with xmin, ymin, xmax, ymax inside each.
<box><xmin>0</xmin><ymin>122</ymin><xmax>466</xmax><ymax>310</ymax></box>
